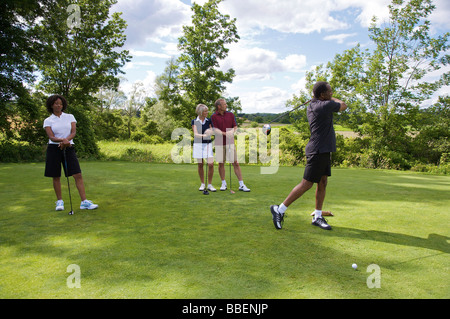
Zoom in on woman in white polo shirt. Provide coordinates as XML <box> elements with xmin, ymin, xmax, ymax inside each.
<box><xmin>43</xmin><ymin>95</ymin><xmax>98</xmax><ymax>212</ymax></box>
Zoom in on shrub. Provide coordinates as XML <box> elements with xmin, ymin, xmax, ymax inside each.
<box><xmin>141</xmin><ymin>135</ymin><xmax>164</xmax><ymax>144</ymax></box>
<box><xmin>130</xmin><ymin>131</ymin><xmax>148</xmax><ymax>142</ymax></box>
<box><xmin>0</xmin><ymin>139</ymin><xmax>46</xmax><ymax>162</ymax></box>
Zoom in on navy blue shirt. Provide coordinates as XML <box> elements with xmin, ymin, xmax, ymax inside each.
<box><xmin>192</xmin><ymin>117</ymin><xmax>213</xmax><ymax>144</ymax></box>
<box><xmin>305</xmin><ymin>98</ymin><xmax>341</xmax><ymax>155</ymax></box>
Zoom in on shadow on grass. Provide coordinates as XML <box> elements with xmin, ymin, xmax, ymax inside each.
<box><xmin>330</xmin><ymin>227</ymin><xmax>449</xmax><ymax>253</ymax></box>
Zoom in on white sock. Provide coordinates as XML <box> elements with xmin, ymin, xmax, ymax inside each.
<box><xmin>314</xmin><ymin>210</ymin><xmax>322</xmax><ymax>220</ymax></box>
<box><xmin>239</xmin><ymin>180</ymin><xmax>244</xmax><ymax>187</ymax></box>
<box><xmin>222</xmin><ymin>180</ymin><xmax>227</xmax><ymax>186</ymax></box>
<box><xmin>278</xmin><ymin>203</ymin><xmax>287</xmax><ymax>215</ymax></box>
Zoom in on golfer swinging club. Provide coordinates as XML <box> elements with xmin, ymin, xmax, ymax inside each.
<box><xmin>270</xmin><ymin>82</ymin><xmax>347</xmax><ymax>230</ymax></box>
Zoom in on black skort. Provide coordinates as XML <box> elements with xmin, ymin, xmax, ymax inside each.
<box><xmin>45</xmin><ymin>144</ymin><xmax>81</xmax><ymax>178</ymax></box>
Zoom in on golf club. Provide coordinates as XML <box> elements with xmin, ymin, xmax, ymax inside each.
<box><xmin>229</xmin><ymin>144</ymin><xmax>235</xmax><ymax>194</ymax></box>
<box><xmin>63</xmin><ymin>148</ymin><xmax>74</xmax><ymax>215</ymax></box>
<box><xmin>203</xmin><ymin>143</ymin><xmax>209</xmax><ymax>195</ymax></box>
<box><xmin>262</xmin><ymin>99</ymin><xmax>312</xmax><ymax>135</ymax></box>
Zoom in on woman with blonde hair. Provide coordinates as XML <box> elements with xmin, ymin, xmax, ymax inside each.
<box><xmin>191</xmin><ymin>104</ymin><xmax>216</xmax><ymax>192</ymax></box>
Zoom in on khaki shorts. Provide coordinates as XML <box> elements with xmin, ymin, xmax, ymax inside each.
<box><xmin>215</xmin><ymin>144</ymin><xmax>238</xmax><ymax>163</ymax></box>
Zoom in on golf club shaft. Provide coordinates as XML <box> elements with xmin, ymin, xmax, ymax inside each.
<box><xmin>268</xmin><ymin>99</ymin><xmax>312</xmax><ymax>124</ymax></box>
<box><xmin>63</xmin><ymin>148</ymin><xmax>74</xmax><ymax>211</ymax></box>
<box><xmin>203</xmin><ymin>143</ymin><xmax>209</xmax><ymax>195</ymax></box>
<box><xmin>229</xmin><ymin>144</ymin><xmax>233</xmax><ymax>193</ymax></box>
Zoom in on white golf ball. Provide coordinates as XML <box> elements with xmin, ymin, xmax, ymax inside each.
<box><xmin>352</xmin><ymin>263</ymin><xmax>357</xmax><ymax>269</ymax></box>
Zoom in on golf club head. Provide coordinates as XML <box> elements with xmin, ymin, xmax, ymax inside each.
<box><xmin>262</xmin><ymin>124</ymin><xmax>271</xmax><ymax>135</ymax></box>
<box><xmin>68</xmin><ymin>211</ymin><xmax>74</xmax><ymax>215</ymax></box>
<box><xmin>203</xmin><ymin>190</ymin><xmax>209</xmax><ymax>195</ymax></box>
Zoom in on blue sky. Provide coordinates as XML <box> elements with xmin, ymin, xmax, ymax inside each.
<box><xmin>112</xmin><ymin>0</ymin><xmax>450</xmax><ymax>114</ymax></box>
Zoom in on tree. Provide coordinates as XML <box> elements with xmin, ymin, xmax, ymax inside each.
<box><xmin>0</xmin><ymin>1</ymin><xmax>53</xmax><ymax>146</ymax></box>
<box><xmin>30</xmin><ymin>0</ymin><xmax>131</xmax><ymax>156</ymax></box>
<box><xmin>155</xmin><ymin>58</ymin><xmax>182</xmax><ymax>109</ymax></box>
<box><xmin>92</xmin><ymin>85</ymin><xmax>127</xmax><ymax>140</ymax></box>
<box><xmin>122</xmin><ymin>82</ymin><xmax>147</xmax><ymax>139</ymax></box>
<box><xmin>176</xmin><ymin>0</ymin><xmax>240</xmax><ymax>126</ymax></box>
<box><xmin>32</xmin><ymin>0</ymin><xmax>131</xmax><ymax>104</ymax></box>
<box><xmin>413</xmin><ymin>96</ymin><xmax>449</xmax><ymax>164</ymax></box>
<box><xmin>94</xmin><ymin>84</ymin><xmax>127</xmax><ymax>113</ymax></box>
<box><xmin>302</xmin><ymin>0</ymin><xmax>449</xmax><ymax>169</ymax></box>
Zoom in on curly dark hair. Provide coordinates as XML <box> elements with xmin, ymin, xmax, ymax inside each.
<box><xmin>46</xmin><ymin>95</ymin><xmax>68</xmax><ymax>114</ymax></box>
<box><xmin>313</xmin><ymin>81</ymin><xmax>330</xmax><ymax>99</ymax></box>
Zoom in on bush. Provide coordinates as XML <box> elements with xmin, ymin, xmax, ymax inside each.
<box><xmin>0</xmin><ymin>139</ymin><xmax>46</xmax><ymax>162</ymax></box>
<box><xmin>141</xmin><ymin>135</ymin><xmax>164</xmax><ymax>144</ymax></box>
<box><xmin>130</xmin><ymin>131</ymin><xmax>147</xmax><ymax>142</ymax></box>
<box><xmin>130</xmin><ymin>132</ymin><xmax>164</xmax><ymax>144</ymax></box>
<box><xmin>123</xmin><ymin>148</ymin><xmax>152</xmax><ymax>162</ymax></box>
<box><xmin>278</xmin><ymin>127</ymin><xmax>307</xmax><ymax>165</ymax></box>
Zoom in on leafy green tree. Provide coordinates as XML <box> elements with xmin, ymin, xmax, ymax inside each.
<box><xmin>413</xmin><ymin>96</ymin><xmax>449</xmax><ymax>164</ymax></box>
<box><xmin>32</xmin><ymin>0</ymin><xmax>130</xmax><ymax>104</ymax></box>
<box><xmin>155</xmin><ymin>58</ymin><xmax>183</xmax><ymax>109</ymax></box>
<box><xmin>30</xmin><ymin>0</ymin><xmax>131</xmax><ymax>156</ymax></box>
<box><xmin>0</xmin><ymin>0</ymin><xmax>53</xmax><ymax>147</ymax></box>
<box><xmin>122</xmin><ymin>82</ymin><xmax>147</xmax><ymax>139</ymax></box>
<box><xmin>176</xmin><ymin>0</ymin><xmax>240</xmax><ymax>126</ymax></box>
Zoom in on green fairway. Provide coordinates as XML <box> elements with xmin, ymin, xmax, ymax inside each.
<box><xmin>0</xmin><ymin>162</ymin><xmax>449</xmax><ymax>299</ymax></box>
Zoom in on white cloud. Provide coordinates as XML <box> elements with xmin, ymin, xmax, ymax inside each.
<box><xmin>142</xmin><ymin>71</ymin><xmax>158</xmax><ymax>93</ymax></box>
<box><xmin>290</xmin><ymin>76</ymin><xmax>308</xmax><ymax>94</ymax></box>
<box><xmin>430</xmin><ymin>0</ymin><xmax>450</xmax><ymax>30</ymax></box>
<box><xmin>222</xmin><ymin>45</ymin><xmax>307</xmax><ymax>82</ymax></box>
<box><xmin>351</xmin><ymin>0</ymin><xmax>391</xmax><ymax>27</ymax></box>
<box><xmin>206</xmin><ymin>0</ymin><xmax>393</xmax><ymax>37</ymax></box>
<box><xmin>129</xmin><ymin>49</ymin><xmax>171</xmax><ymax>59</ymax></box>
<box><xmin>217</xmin><ymin>0</ymin><xmax>348</xmax><ymax>35</ymax></box>
<box><xmin>120</xmin><ymin>71</ymin><xmax>158</xmax><ymax>97</ymax></box>
<box><xmin>324</xmin><ymin>33</ymin><xmax>358</xmax><ymax>44</ymax></box>
<box><xmin>161</xmin><ymin>42</ymin><xmax>180</xmax><ymax>56</ymax></box>
<box><xmin>234</xmin><ymin>86</ymin><xmax>292</xmax><ymax>113</ymax></box>
<box><xmin>124</xmin><ymin>61</ymin><xmax>154</xmax><ymax>70</ymax></box>
<box><xmin>113</xmin><ymin>0</ymin><xmax>191</xmax><ymax>46</ymax></box>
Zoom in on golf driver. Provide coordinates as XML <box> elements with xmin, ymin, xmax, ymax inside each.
<box><xmin>63</xmin><ymin>148</ymin><xmax>74</xmax><ymax>215</ymax></box>
<box><xmin>262</xmin><ymin>99</ymin><xmax>312</xmax><ymax>135</ymax></box>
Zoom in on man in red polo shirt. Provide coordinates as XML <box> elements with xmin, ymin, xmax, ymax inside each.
<box><xmin>211</xmin><ymin>98</ymin><xmax>250</xmax><ymax>192</ymax></box>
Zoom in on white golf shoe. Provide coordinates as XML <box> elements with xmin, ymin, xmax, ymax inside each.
<box><xmin>80</xmin><ymin>200</ymin><xmax>98</xmax><ymax>210</ymax></box>
<box><xmin>239</xmin><ymin>184</ymin><xmax>251</xmax><ymax>192</ymax></box>
<box><xmin>55</xmin><ymin>200</ymin><xmax>64</xmax><ymax>211</ymax></box>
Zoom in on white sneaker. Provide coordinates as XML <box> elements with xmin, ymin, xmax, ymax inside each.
<box><xmin>80</xmin><ymin>200</ymin><xmax>98</xmax><ymax>210</ymax></box>
<box><xmin>207</xmin><ymin>185</ymin><xmax>217</xmax><ymax>192</ymax></box>
<box><xmin>55</xmin><ymin>200</ymin><xmax>64</xmax><ymax>211</ymax></box>
<box><xmin>199</xmin><ymin>184</ymin><xmax>206</xmax><ymax>191</ymax></box>
<box><xmin>239</xmin><ymin>184</ymin><xmax>251</xmax><ymax>192</ymax></box>
<box><xmin>220</xmin><ymin>184</ymin><xmax>227</xmax><ymax>191</ymax></box>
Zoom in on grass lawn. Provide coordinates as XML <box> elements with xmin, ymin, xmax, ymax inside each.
<box><xmin>0</xmin><ymin>162</ymin><xmax>449</xmax><ymax>299</ymax></box>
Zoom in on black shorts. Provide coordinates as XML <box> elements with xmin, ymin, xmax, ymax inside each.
<box><xmin>303</xmin><ymin>153</ymin><xmax>331</xmax><ymax>183</ymax></box>
<box><xmin>45</xmin><ymin>144</ymin><xmax>81</xmax><ymax>178</ymax></box>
